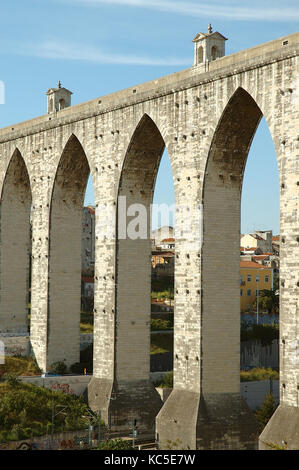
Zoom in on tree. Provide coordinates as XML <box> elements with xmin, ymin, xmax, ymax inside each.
<box><xmin>255</xmin><ymin>392</ymin><xmax>277</xmax><ymax>433</ymax></box>
<box><xmin>253</xmin><ymin>277</ymin><xmax>279</xmax><ymax>315</ymax></box>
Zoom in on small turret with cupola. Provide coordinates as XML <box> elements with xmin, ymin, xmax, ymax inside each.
<box><xmin>192</xmin><ymin>24</ymin><xmax>227</xmax><ymax>66</ymax></box>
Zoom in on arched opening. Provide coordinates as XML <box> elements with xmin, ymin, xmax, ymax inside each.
<box><xmin>240</xmin><ymin>116</ymin><xmax>279</xmax><ymax>408</ymax></box>
<box><xmin>80</xmin><ymin>176</ymin><xmax>95</xmax><ymax>375</ymax></box>
<box><xmin>0</xmin><ymin>149</ymin><xmax>31</xmax><ymax>334</ymax></box>
<box><xmin>111</xmin><ymin>114</ymin><xmax>169</xmax><ymax>430</ymax></box>
<box><xmin>202</xmin><ymin>87</ymin><xmax>263</xmax><ymax>394</ymax></box>
<box><xmin>48</xmin><ymin>98</ymin><xmax>54</xmax><ymax>113</ymax></box>
<box><xmin>47</xmin><ymin>135</ymin><xmax>91</xmax><ymax>370</ymax></box>
<box><xmin>211</xmin><ymin>45</ymin><xmax>217</xmax><ymax>61</ymax></box>
<box><xmin>151</xmin><ymin>150</ymin><xmax>175</xmax><ymax>382</ymax></box>
<box><xmin>59</xmin><ymin>98</ymin><xmax>65</xmax><ymax>111</ymax></box>
<box><xmin>117</xmin><ymin>114</ymin><xmax>165</xmax><ymax>379</ymax></box>
<box><xmin>197</xmin><ymin>46</ymin><xmax>203</xmax><ymax>64</ymax></box>
<box><xmin>202</xmin><ymin>87</ymin><xmax>279</xmax><ymax>434</ymax></box>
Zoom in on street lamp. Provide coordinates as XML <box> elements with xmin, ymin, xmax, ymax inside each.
<box><xmin>51</xmin><ymin>403</ymin><xmax>68</xmax><ymax>449</ymax></box>
<box><xmin>83</xmin><ymin>408</ymin><xmax>99</xmax><ymax>447</ymax></box>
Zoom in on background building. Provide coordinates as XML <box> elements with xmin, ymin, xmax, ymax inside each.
<box><xmin>240</xmin><ymin>260</ymin><xmax>273</xmax><ymax>312</ymax></box>
<box><xmin>241</xmin><ymin>230</ymin><xmax>273</xmax><ymax>253</ymax></box>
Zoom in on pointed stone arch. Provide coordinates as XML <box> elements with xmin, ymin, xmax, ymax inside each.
<box><xmin>89</xmin><ymin>113</ymin><xmax>174</xmax><ymax>433</ymax></box>
<box><xmin>0</xmin><ymin>148</ymin><xmax>32</xmax><ymax>333</ymax></box>
<box><xmin>47</xmin><ymin>134</ymin><xmax>91</xmax><ymax>368</ymax></box>
<box><xmin>198</xmin><ymin>86</ymin><xmax>278</xmax><ymax>446</ymax></box>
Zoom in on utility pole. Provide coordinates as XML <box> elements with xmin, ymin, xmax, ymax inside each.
<box><xmin>98</xmin><ymin>410</ymin><xmax>101</xmax><ymax>445</ymax></box>
<box><xmin>51</xmin><ymin>402</ymin><xmax>54</xmax><ymax>450</ymax></box>
<box><xmin>51</xmin><ymin>403</ymin><xmax>68</xmax><ymax>450</ymax></box>
<box><xmin>131</xmin><ymin>419</ymin><xmax>137</xmax><ymax>448</ymax></box>
<box><xmin>88</xmin><ymin>422</ymin><xmax>93</xmax><ymax>447</ymax></box>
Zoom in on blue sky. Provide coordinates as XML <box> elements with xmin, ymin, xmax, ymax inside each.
<box><xmin>0</xmin><ymin>0</ymin><xmax>297</xmax><ymax>234</ymax></box>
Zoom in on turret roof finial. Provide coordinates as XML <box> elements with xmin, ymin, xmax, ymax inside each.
<box><xmin>57</xmin><ymin>80</ymin><xmax>62</xmax><ymax>89</ymax></box>
<box><xmin>208</xmin><ymin>24</ymin><xmax>213</xmax><ymax>34</ymax></box>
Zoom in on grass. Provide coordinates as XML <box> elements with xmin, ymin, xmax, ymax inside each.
<box><xmin>151</xmin><ymin>289</ymin><xmax>174</xmax><ymax>301</ymax></box>
<box><xmin>0</xmin><ymin>378</ymin><xmax>93</xmax><ymax>442</ymax></box>
<box><xmin>154</xmin><ymin>368</ymin><xmax>279</xmax><ymax>388</ymax></box>
<box><xmin>80</xmin><ymin>323</ymin><xmax>94</xmax><ymax>333</ymax></box>
<box><xmin>240</xmin><ymin>367</ymin><xmax>279</xmax><ymax>382</ymax></box>
<box><xmin>0</xmin><ymin>356</ymin><xmax>41</xmax><ymax>379</ymax></box>
<box><xmin>150</xmin><ymin>333</ymin><xmax>173</xmax><ymax>355</ymax></box>
<box><xmin>154</xmin><ymin>371</ymin><xmax>173</xmax><ymax>388</ymax></box>
<box><xmin>80</xmin><ymin>311</ymin><xmax>94</xmax><ymax>333</ymax></box>
<box><xmin>151</xmin><ymin>318</ymin><xmax>173</xmax><ymax>331</ymax></box>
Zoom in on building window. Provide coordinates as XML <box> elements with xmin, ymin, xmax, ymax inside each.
<box><xmin>59</xmin><ymin>98</ymin><xmax>65</xmax><ymax>110</ymax></box>
<box><xmin>49</xmin><ymin>97</ymin><xmax>54</xmax><ymax>113</ymax></box>
<box><xmin>247</xmin><ymin>289</ymin><xmax>251</xmax><ymax>296</ymax></box>
<box><xmin>256</xmin><ymin>275</ymin><xmax>260</xmax><ymax>282</ymax></box>
<box><xmin>240</xmin><ymin>289</ymin><xmax>243</xmax><ymax>296</ymax></box>
<box><xmin>256</xmin><ymin>290</ymin><xmax>259</xmax><ymax>296</ymax></box>
<box><xmin>197</xmin><ymin>46</ymin><xmax>203</xmax><ymax>63</ymax></box>
<box><xmin>211</xmin><ymin>45</ymin><xmax>217</xmax><ymax>60</ymax></box>
<box><xmin>265</xmin><ymin>275</ymin><xmax>269</xmax><ymax>282</ymax></box>
<box><xmin>247</xmin><ymin>274</ymin><xmax>251</xmax><ymax>282</ymax></box>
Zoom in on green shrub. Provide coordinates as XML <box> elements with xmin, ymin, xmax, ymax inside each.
<box><xmin>150</xmin><ymin>333</ymin><xmax>173</xmax><ymax>355</ymax></box>
<box><xmin>240</xmin><ymin>367</ymin><xmax>279</xmax><ymax>382</ymax></box>
<box><xmin>96</xmin><ymin>439</ymin><xmax>134</xmax><ymax>450</ymax></box>
<box><xmin>0</xmin><ymin>356</ymin><xmax>41</xmax><ymax>379</ymax></box>
<box><xmin>152</xmin><ymin>288</ymin><xmax>174</xmax><ymax>301</ymax></box>
<box><xmin>4</xmin><ymin>374</ymin><xmax>21</xmax><ymax>387</ymax></box>
<box><xmin>255</xmin><ymin>392</ymin><xmax>278</xmax><ymax>433</ymax></box>
<box><xmin>49</xmin><ymin>361</ymin><xmax>67</xmax><ymax>375</ymax></box>
<box><xmin>241</xmin><ymin>324</ymin><xmax>279</xmax><ymax>346</ymax></box>
<box><xmin>151</xmin><ymin>318</ymin><xmax>173</xmax><ymax>331</ymax></box>
<box><xmin>155</xmin><ymin>371</ymin><xmax>173</xmax><ymax>389</ymax></box>
<box><xmin>0</xmin><ymin>381</ymin><xmax>92</xmax><ymax>442</ymax></box>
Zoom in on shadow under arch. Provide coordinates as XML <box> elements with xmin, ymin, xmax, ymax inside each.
<box><xmin>47</xmin><ymin>134</ymin><xmax>91</xmax><ymax>368</ymax></box>
<box><xmin>0</xmin><ymin>149</ymin><xmax>32</xmax><ymax>334</ymax></box>
<box><xmin>199</xmin><ymin>87</ymin><xmax>278</xmax><ymax>446</ymax></box>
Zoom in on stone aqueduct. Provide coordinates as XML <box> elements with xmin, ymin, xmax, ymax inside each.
<box><xmin>0</xmin><ymin>32</ymin><xmax>298</xmax><ymax>449</ymax></box>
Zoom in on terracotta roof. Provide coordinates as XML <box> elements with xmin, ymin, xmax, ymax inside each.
<box><xmin>272</xmin><ymin>236</ymin><xmax>280</xmax><ymax>241</ymax></box>
<box><xmin>85</xmin><ymin>206</ymin><xmax>95</xmax><ymax>215</ymax></box>
<box><xmin>152</xmin><ymin>251</ymin><xmax>174</xmax><ymax>257</ymax></box>
<box><xmin>161</xmin><ymin>238</ymin><xmax>175</xmax><ymax>243</ymax></box>
<box><xmin>240</xmin><ymin>261</ymin><xmax>271</xmax><ymax>269</ymax></box>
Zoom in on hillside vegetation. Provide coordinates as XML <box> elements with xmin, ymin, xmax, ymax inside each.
<box><xmin>0</xmin><ymin>377</ymin><xmax>93</xmax><ymax>442</ymax></box>
<box><xmin>0</xmin><ymin>356</ymin><xmax>41</xmax><ymax>379</ymax></box>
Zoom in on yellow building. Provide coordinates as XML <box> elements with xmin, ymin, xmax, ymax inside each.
<box><xmin>151</xmin><ymin>251</ymin><xmax>174</xmax><ymax>269</ymax></box>
<box><xmin>240</xmin><ymin>260</ymin><xmax>273</xmax><ymax>312</ymax></box>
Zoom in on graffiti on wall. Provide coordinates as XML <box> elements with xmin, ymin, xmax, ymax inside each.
<box><xmin>50</xmin><ymin>383</ymin><xmax>75</xmax><ymax>395</ymax></box>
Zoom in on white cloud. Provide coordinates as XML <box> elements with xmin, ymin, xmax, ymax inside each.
<box><xmin>56</xmin><ymin>0</ymin><xmax>299</xmax><ymax>22</ymax></box>
<box><xmin>19</xmin><ymin>39</ymin><xmax>190</xmax><ymax>66</ymax></box>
